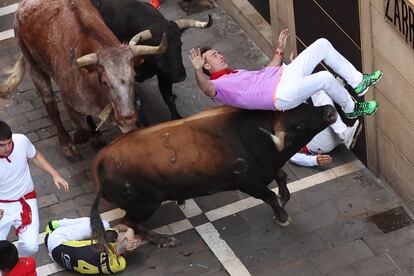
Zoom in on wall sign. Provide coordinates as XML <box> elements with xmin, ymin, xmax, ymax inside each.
<box><xmin>384</xmin><ymin>0</ymin><xmax>414</xmax><ymax>50</ymax></box>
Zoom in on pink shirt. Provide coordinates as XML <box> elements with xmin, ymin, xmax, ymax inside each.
<box><xmin>211</xmin><ymin>66</ymin><xmax>282</xmax><ymax>110</ymax></box>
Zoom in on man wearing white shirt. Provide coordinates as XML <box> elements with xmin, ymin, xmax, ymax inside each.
<box><xmin>0</xmin><ymin>120</ymin><xmax>69</xmax><ymax>256</ymax></box>
<box><xmin>290</xmin><ymin>90</ymin><xmax>362</xmax><ymax>167</ymax></box>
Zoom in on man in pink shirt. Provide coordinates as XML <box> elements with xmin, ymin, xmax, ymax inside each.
<box><xmin>188</xmin><ymin>29</ymin><xmax>382</xmax><ymax>119</ymax></box>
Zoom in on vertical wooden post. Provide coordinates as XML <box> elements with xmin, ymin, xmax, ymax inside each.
<box><xmin>359</xmin><ymin>0</ymin><xmax>378</xmax><ymax>174</ymax></box>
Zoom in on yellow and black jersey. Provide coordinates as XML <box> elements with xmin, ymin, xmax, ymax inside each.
<box><xmin>50</xmin><ymin>229</ymin><xmax>126</xmax><ymax>274</ymax></box>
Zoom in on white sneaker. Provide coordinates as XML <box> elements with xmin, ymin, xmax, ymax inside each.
<box><xmin>342</xmin><ymin>120</ymin><xmax>363</xmax><ymax>149</ymax></box>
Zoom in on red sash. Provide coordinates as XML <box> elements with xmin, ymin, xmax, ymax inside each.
<box><xmin>0</xmin><ymin>191</ymin><xmax>37</xmax><ymax>236</ymax></box>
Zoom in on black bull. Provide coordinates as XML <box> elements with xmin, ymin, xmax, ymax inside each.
<box><xmin>92</xmin><ymin>0</ymin><xmax>212</xmax><ymax>121</ymax></box>
<box><xmin>90</xmin><ymin>104</ymin><xmax>336</xmax><ymax>250</ymax></box>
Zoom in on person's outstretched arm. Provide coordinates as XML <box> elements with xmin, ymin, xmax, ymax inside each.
<box><xmin>188</xmin><ymin>48</ymin><xmax>216</xmax><ymax>97</ymax></box>
<box><xmin>31</xmin><ymin>152</ymin><xmax>70</xmax><ymax>192</ymax></box>
<box><xmin>267</xmin><ymin>28</ymin><xmax>289</xmax><ymax>67</ymax></box>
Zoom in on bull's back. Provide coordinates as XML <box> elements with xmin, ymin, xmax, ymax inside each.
<box><xmin>15</xmin><ymin>0</ymin><xmax>117</xmax><ymax>77</ymax></box>
<box><xmin>97</xmin><ymin>106</ymin><xmax>247</xmax><ymax>193</ymax></box>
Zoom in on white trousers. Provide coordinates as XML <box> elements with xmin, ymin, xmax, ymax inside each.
<box><xmin>0</xmin><ymin>199</ymin><xmax>39</xmax><ymax>256</ymax></box>
<box><xmin>275</xmin><ymin>38</ymin><xmax>362</xmax><ymax>113</ymax></box>
<box><xmin>47</xmin><ymin>217</ymin><xmax>110</xmax><ymax>256</ymax></box>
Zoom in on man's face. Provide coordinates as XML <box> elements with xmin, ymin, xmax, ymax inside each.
<box><xmin>203</xmin><ymin>49</ymin><xmax>228</xmax><ymax>72</ymax></box>
<box><xmin>0</xmin><ymin>138</ymin><xmax>12</xmax><ymax>156</ymax></box>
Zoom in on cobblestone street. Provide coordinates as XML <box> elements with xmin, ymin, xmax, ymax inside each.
<box><xmin>1</xmin><ymin>1</ymin><xmax>414</xmax><ymax>275</ymax></box>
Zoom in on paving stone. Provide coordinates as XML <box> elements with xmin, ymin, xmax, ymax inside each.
<box><xmin>272</xmin><ymin>232</ymin><xmax>330</xmax><ymax>266</ymax></box>
<box><xmin>14</xmin><ymin>117</ymin><xmax>53</xmax><ymax>134</ymax></box>
<box><xmin>54</xmin><ymin>185</ymin><xmax>85</xmax><ymax>202</ymax></box>
<box><xmin>239</xmin><ymin>248</ymin><xmax>278</xmax><ymax>276</ymax></box>
<box><xmin>6</xmin><ymin>101</ymin><xmax>34</xmax><ymax>115</ymax></box>
<box><xmin>333</xmin><ymin>186</ymin><xmax>403</xmax><ymax>217</ymax></box>
<box><xmin>324</xmin><ymin>266</ymin><xmax>358</xmax><ymax>276</ymax></box>
<box><xmin>317</xmin><ymin>216</ymin><xmax>380</xmax><ymax>247</ymax></box>
<box><xmin>394</xmin><ymin>269</ymin><xmax>414</xmax><ymax>276</ymax></box>
<box><xmin>32</xmin><ymin>242</ymin><xmax>52</xmax><ymax>267</ymax></box>
<box><xmin>37</xmin><ymin>193</ymin><xmax>59</xmax><ymax>209</ymax></box>
<box><xmin>284</xmin><ymin>202</ymin><xmax>343</xmax><ymax>237</ymax></box>
<box><xmin>309</xmin><ymin>239</ymin><xmax>375</xmax><ymax>273</ymax></box>
<box><xmin>111</xmin><ymin>229</ymin><xmax>225</xmax><ymax>276</ymax></box>
<box><xmin>387</xmin><ymin>242</ymin><xmax>414</xmax><ymax>272</ymax></box>
<box><xmin>25</xmin><ymin>107</ymin><xmax>47</xmax><ymax>121</ymax></box>
<box><xmin>362</xmin><ymin>223</ymin><xmax>414</xmax><ymax>255</ymax></box>
<box><xmin>293</xmin><ymin>170</ymin><xmax>374</xmax><ymax>210</ymax></box>
<box><xmin>26</xmin><ymin>131</ymin><xmax>40</xmax><ymax>142</ymax></box>
<box><xmin>351</xmin><ymin>254</ymin><xmax>400</xmax><ymax>276</ymax></box>
<box><xmin>14</xmin><ymin>89</ymin><xmax>38</xmax><ymax>104</ymax></box>
<box><xmin>270</xmin><ymin>258</ymin><xmax>322</xmax><ymax>276</ymax></box>
<box><xmin>3</xmin><ymin>113</ymin><xmax>28</xmax><ymax>126</ymax></box>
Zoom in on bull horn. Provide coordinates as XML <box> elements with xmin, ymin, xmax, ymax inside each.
<box><xmin>76</xmin><ymin>53</ymin><xmax>98</xmax><ymax>68</ymax></box>
<box><xmin>0</xmin><ymin>55</ymin><xmax>25</xmax><ymax>98</ymax></box>
<box><xmin>258</xmin><ymin>127</ymin><xmax>285</xmax><ymax>151</ymax></box>
<box><xmin>95</xmin><ymin>104</ymin><xmax>113</xmax><ymax>131</ymax></box>
<box><xmin>130</xmin><ymin>33</ymin><xmax>167</xmax><ymax>56</ymax></box>
<box><xmin>174</xmin><ymin>14</ymin><xmax>212</xmax><ymax>29</ymax></box>
<box><xmin>128</xmin><ymin>30</ymin><xmax>152</xmax><ymax>46</ymax></box>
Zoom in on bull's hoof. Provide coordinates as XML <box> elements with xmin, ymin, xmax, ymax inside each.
<box><xmin>155</xmin><ymin>235</ymin><xmax>180</xmax><ymax>248</ymax></box>
<box><xmin>274</xmin><ymin>215</ymin><xmax>292</xmax><ymax>228</ymax></box>
<box><xmin>61</xmin><ymin>143</ymin><xmax>79</xmax><ymax>158</ymax></box>
<box><xmin>73</xmin><ymin>129</ymin><xmax>90</xmax><ymax>144</ymax></box>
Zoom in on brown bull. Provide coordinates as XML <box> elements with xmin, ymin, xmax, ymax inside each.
<box><xmin>0</xmin><ymin>0</ymin><xmax>166</xmax><ymax>156</ymax></box>
<box><xmin>89</xmin><ymin>104</ymin><xmax>337</xmax><ymax>251</ymax></box>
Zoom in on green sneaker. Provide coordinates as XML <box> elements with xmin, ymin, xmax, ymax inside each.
<box><xmin>345</xmin><ymin>101</ymin><xmax>378</xmax><ymax>119</ymax></box>
<box><xmin>354</xmin><ymin>70</ymin><xmax>383</xmax><ymax>96</ymax></box>
<box><xmin>45</xmin><ymin>220</ymin><xmax>59</xmax><ymax>234</ymax></box>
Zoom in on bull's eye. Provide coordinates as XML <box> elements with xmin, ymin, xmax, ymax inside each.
<box><xmin>296</xmin><ymin>125</ymin><xmax>303</xmax><ymax>131</ymax></box>
<box><xmin>102</xmin><ymin>80</ymin><xmax>109</xmax><ymax>87</ymax></box>
<box><xmin>120</xmin><ymin>79</ymin><xmax>126</xmax><ymax>85</ymax></box>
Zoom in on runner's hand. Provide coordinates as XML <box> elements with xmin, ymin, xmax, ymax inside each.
<box><xmin>316</xmin><ymin>154</ymin><xmax>332</xmax><ymax>165</ymax></box>
<box><xmin>277</xmin><ymin>28</ymin><xmax>289</xmax><ymax>51</ymax></box>
<box><xmin>188</xmin><ymin>48</ymin><xmax>205</xmax><ymax>70</ymax></box>
<box><xmin>53</xmin><ymin>174</ymin><xmax>69</xmax><ymax>192</ymax></box>
<box><xmin>0</xmin><ymin>209</ymin><xmax>3</xmax><ymax>221</ymax></box>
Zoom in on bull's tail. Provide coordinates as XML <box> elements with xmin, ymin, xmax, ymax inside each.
<box><xmin>0</xmin><ymin>55</ymin><xmax>25</xmax><ymax>98</ymax></box>
<box><xmin>90</xmin><ymin>156</ymin><xmax>113</xmax><ymax>254</ymax></box>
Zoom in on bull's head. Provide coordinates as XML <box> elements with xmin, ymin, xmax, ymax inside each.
<box><xmin>76</xmin><ymin>34</ymin><xmax>167</xmax><ymax>132</ymax></box>
<box><xmin>268</xmin><ymin>104</ymin><xmax>337</xmax><ymax>152</ymax></box>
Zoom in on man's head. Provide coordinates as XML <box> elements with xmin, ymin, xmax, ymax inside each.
<box><xmin>0</xmin><ymin>240</ymin><xmax>18</xmax><ymax>272</ymax></box>
<box><xmin>0</xmin><ymin>121</ymin><xmax>12</xmax><ymax>156</ymax></box>
<box><xmin>201</xmin><ymin>47</ymin><xmax>229</xmax><ymax>75</ymax></box>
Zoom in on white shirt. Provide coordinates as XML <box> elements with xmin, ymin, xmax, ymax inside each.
<box><xmin>0</xmin><ymin>134</ymin><xmax>36</xmax><ymax>200</ymax></box>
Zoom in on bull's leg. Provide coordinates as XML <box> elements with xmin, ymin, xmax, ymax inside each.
<box><xmin>28</xmin><ymin>66</ymin><xmax>76</xmax><ymax>157</ymax></box>
<box><xmin>86</xmin><ymin>116</ymin><xmax>106</xmax><ymax>150</ymax></box>
<box><xmin>64</xmin><ymin>105</ymin><xmax>90</xmax><ymax>145</ymax></box>
<box><xmin>275</xmin><ymin>169</ymin><xmax>290</xmax><ymax>207</ymax></box>
<box><xmin>124</xmin><ymin>202</ymin><xmax>179</xmax><ymax>248</ymax></box>
<box><xmin>241</xmin><ymin>186</ymin><xmax>291</xmax><ymax>227</ymax></box>
<box><xmin>133</xmin><ymin>225</ymin><xmax>180</xmax><ymax>248</ymax></box>
<box><xmin>157</xmin><ymin>74</ymin><xmax>181</xmax><ymax>120</ymax></box>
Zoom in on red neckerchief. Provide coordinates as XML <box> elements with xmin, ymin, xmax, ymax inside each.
<box><xmin>0</xmin><ymin>141</ymin><xmax>14</xmax><ymax>163</ymax></box>
<box><xmin>0</xmin><ymin>191</ymin><xmax>37</xmax><ymax>236</ymax></box>
<box><xmin>301</xmin><ymin>145</ymin><xmax>312</xmax><ymax>155</ymax></box>
<box><xmin>210</xmin><ymin>68</ymin><xmax>238</xmax><ymax>80</ymax></box>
